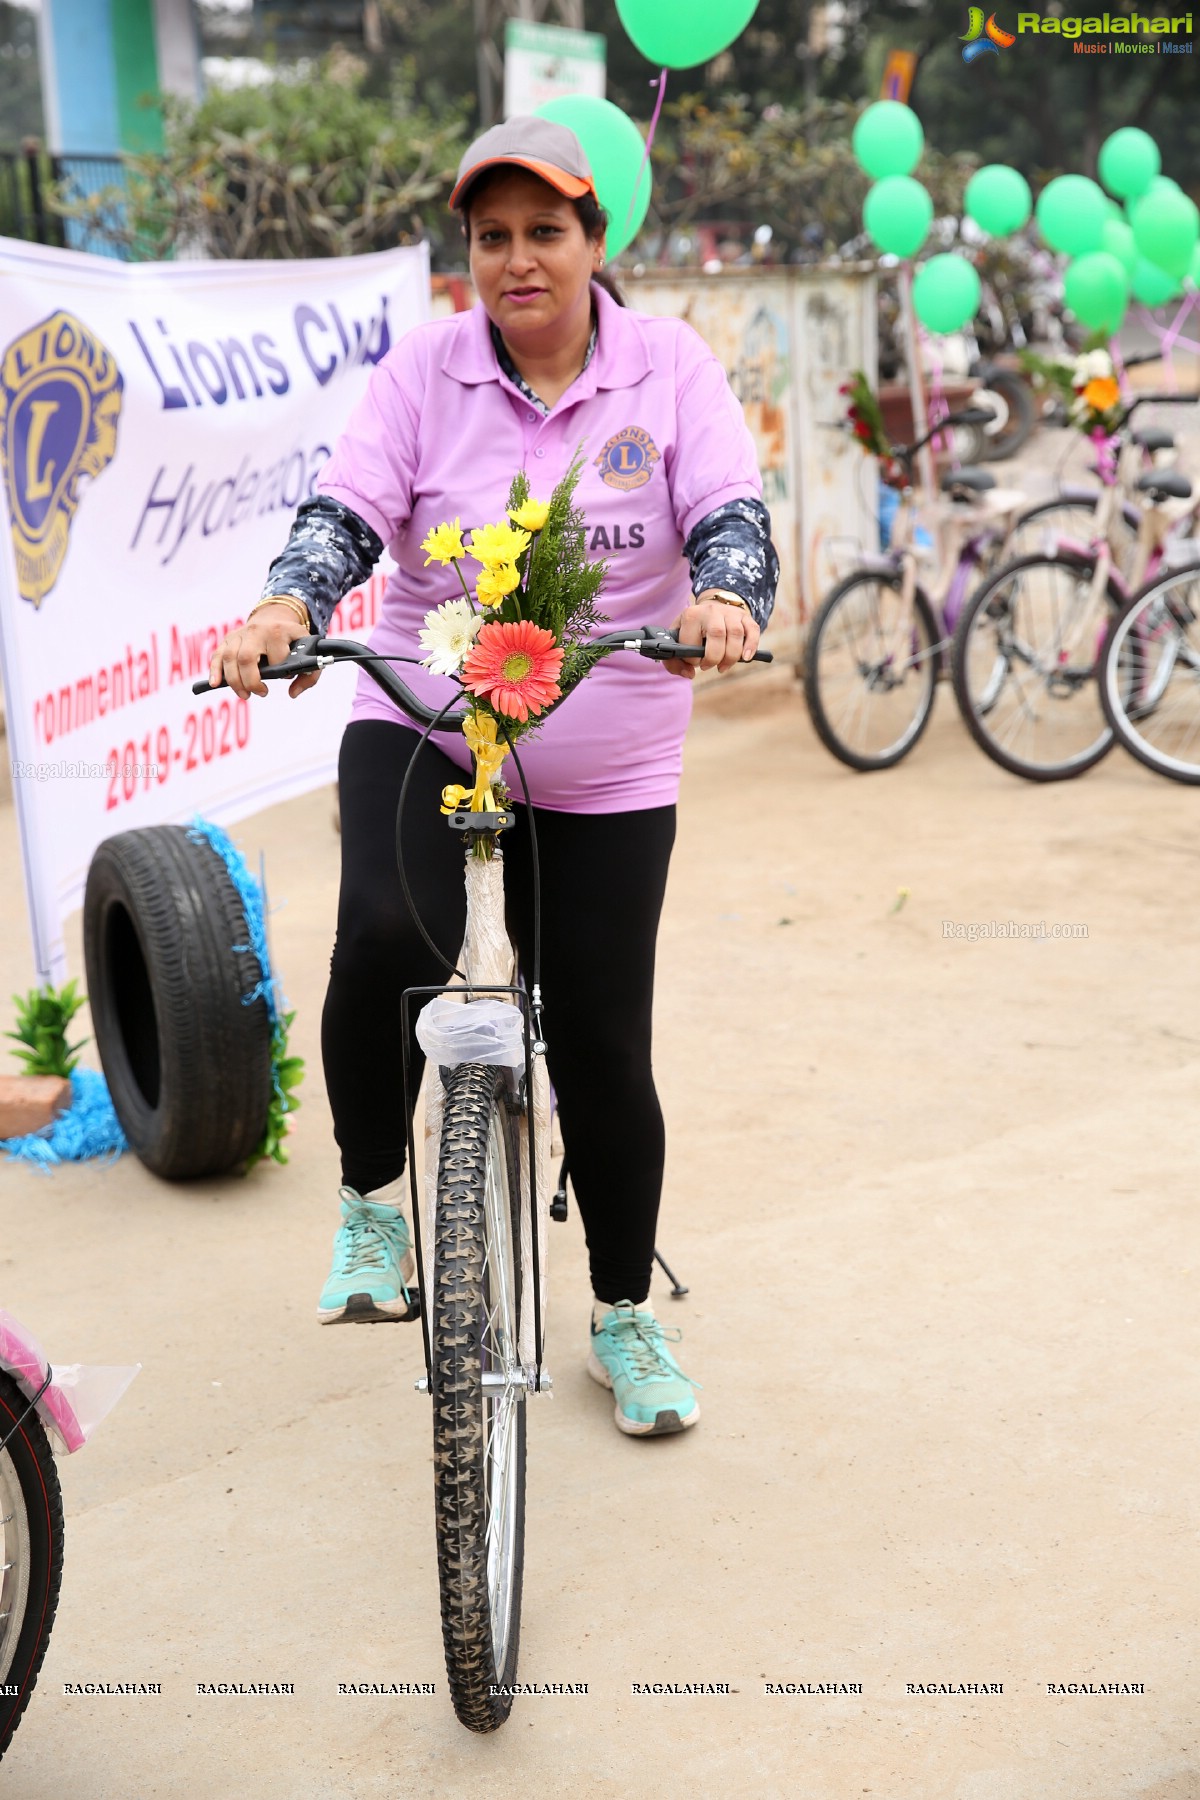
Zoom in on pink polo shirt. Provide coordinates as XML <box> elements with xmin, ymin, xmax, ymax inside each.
<box><xmin>320</xmin><ymin>282</ymin><xmax>763</xmax><ymax>812</ymax></box>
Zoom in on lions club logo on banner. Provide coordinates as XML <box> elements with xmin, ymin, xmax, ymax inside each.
<box><xmin>0</xmin><ymin>310</ymin><xmax>123</xmax><ymax>607</ymax></box>
<box><xmin>595</xmin><ymin>426</ymin><xmax>660</xmax><ymax>492</ymax></box>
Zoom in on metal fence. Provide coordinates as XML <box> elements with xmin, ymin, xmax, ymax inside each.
<box><xmin>0</xmin><ymin>148</ymin><xmax>131</xmax><ymax>258</ymax></box>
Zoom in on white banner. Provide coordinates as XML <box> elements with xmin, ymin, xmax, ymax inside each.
<box><xmin>503</xmin><ymin>20</ymin><xmax>606</xmax><ymax>118</ymax></box>
<box><xmin>0</xmin><ymin>238</ymin><xmax>430</xmax><ymax>981</ymax></box>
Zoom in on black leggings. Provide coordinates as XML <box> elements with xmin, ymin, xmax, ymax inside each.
<box><xmin>321</xmin><ymin>720</ymin><xmax>677</xmax><ymax>1305</ymax></box>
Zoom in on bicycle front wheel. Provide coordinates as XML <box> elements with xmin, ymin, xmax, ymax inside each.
<box><xmin>951</xmin><ymin>552</ymin><xmax>1125</xmax><ymax>781</ymax></box>
<box><xmin>0</xmin><ymin>1371</ymin><xmax>64</xmax><ymax>1763</ymax></box>
<box><xmin>803</xmin><ymin>569</ymin><xmax>940</xmax><ymax>770</ymax></box>
<box><xmin>431</xmin><ymin>1061</ymin><xmax>526</xmax><ymax>1734</ymax></box>
<box><xmin>1100</xmin><ymin>563</ymin><xmax>1200</xmax><ymax>784</ymax></box>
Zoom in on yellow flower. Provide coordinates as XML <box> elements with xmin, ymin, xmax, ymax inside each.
<box><xmin>468</xmin><ymin>519</ymin><xmax>531</xmax><ymax>571</ymax></box>
<box><xmin>420</xmin><ymin>518</ymin><xmax>466</xmax><ymax>566</ymax></box>
<box><xmin>1082</xmin><ymin>376</ymin><xmax>1121</xmax><ymax>415</ymax></box>
<box><xmin>476</xmin><ymin>562</ymin><xmax>521</xmax><ymax>607</ymax></box>
<box><xmin>508</xmin><ymin>497</ymin><xmax>550</xmax><ymax>532</ymax></box>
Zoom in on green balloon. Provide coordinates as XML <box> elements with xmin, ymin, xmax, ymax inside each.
<box><xmin>1130</xmin><ymin>185</ymin><xmax>1200</xmax><ymax>281</ymax></box>
<box><xmin>535</xmin><ymin>95</ymin><xmax>651</xmax><ymax>258</ymax></box>
<box><xmin>1188</xmin><ymin>243</ymin><xmax>1200</xmax><ymax>290</ymax></box>
<box><xmin>1101</xmin><ymin>218</ymin><xmax>1138</xmax><ymax>276</ymax></box>
<box><xmin>1036</xmin><ymin>174</ymin><xmax>1108</xmax><ymax>257</ymax></box>
<box><xmin>1064</xmin><ymin>251</ymin><xmax>1131</xmax><ymax>333</ymax></box>
<box><xmin>964</xmin><ymin>165</ymin><xmax>1032</xmax><ymax>237</ymax></box>
<box><xmin>912</xmin><ymin>253</ymin><xmax>982</xmax><ymax>334</ymax></box>
<box><xmin>863</xmin><ymin>175</ymin><xmax>933</xmax><ymax>258</ymax></box>
<box><xmin>852</xmin><ymin>101</ymin><xmax>924</xmax><ymax>180</ymax></box>
<box><xmin>1097</xmin><ymin>127</ymin><xmax>1161</xmax><ymax>200</ymax></box>
<box><xmin>1131</xmin><ymin>256</ymin><xmax>1182</xmax><ymax>307</ymax></box>
<box><xmin>614</xmin><ymin>0</ymin><xmax>759</xmax><ymax>69</ymax></box>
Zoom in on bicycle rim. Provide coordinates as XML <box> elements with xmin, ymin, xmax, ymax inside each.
<box><xmin>953</xmin><ymin>554</ymin><xmax>1118</xmax><ymax>780</ymax></box>
<box><xmin>1102</xmin><ymin>565</ymin><xmax>1200</xmax><ymax>784</ymax></box>
<box><xmin>0</xmin><ymin>1372</ymin><xmax>63</xmax><ymax>1762</ymax></box>
<box><xmin>0</xmin><ymin>1449</ymin><xmax>32</xmax><ymax>1685</ymax></box>
<box><xmin>431</xmin><ymin>1061</ymin><xmax>526</xmax><ymax>1734</ymax></box>
<box><xmin>805</xmin><ymin>573</ymin><xmax>939</xmax><ymax>770</ymax></box>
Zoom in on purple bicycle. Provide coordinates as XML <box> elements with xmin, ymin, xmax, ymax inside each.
<box><xmin>804</xmin><ymin>406</ymin><xmax>1028</xmax><ymax>770</ymax></box>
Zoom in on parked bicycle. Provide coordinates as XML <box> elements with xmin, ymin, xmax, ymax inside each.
<box><xmin>1099</xmin><ymin>551</ymin><xmax>1200</xmax><ymax>784</ymax></box>
<box><xmin>194</xmin><ymin>623</ymin><xmax>770</xmax><ymax>1734</ymax></box>
<box><xmin>804</xmin><ymin>404</ymin><xmax>1026</xmax><ymax>770</ymax></box>
<box><xmin>951</xmin><ymin>388</ymin><xmax>1198</xmax><ymax>782</ymax></box>
<box><xmin>0</xmin><ymin>1311</ymin><xmax>136</xmax><ymax>1761</ymax></box>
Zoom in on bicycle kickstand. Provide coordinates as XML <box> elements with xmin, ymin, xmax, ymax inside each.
<box><xmin>653</xmin><ymin>1248</ymin><xmax>689</xmax><ymax>1299</ymax></box>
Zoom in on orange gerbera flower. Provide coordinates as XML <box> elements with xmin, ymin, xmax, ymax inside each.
<box><xmin>462</xmin><ymin>618</ymin><xmax>564</xmax><ymax>722</ymax></box>
<box><xmin>1082</xmin><ymin>375</ymin><xmax>1120</xmax><ymax>415</ymax></box>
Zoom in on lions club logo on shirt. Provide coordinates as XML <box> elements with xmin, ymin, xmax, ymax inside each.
<box><xmin>595</xmin><ymin>426</ymin><xmax>660</xmax><ymax>492</ymax></box>
<box><xmin>0</xmin><ymin>309</ymin><xmax>123</xmax><ymax>607</ymax></box>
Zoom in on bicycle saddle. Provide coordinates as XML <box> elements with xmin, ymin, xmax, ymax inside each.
<box><xmin>1132</xmin><ymin>426</ymin><xmax>1176</xmax><ymax>453</ymax></box>
<box><xmin>940</xmin><ymin>466</ymin><xmax>996</xmax><ymax>495</ymax></box>
<box><xmin>1135</xmin><ymin>468</ymin><xmax>1193</xmax><ymax>501</ymax></box>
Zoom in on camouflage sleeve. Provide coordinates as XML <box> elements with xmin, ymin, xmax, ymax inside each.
<box><xmin>260</xmin><ymin>494</ymin><xmax>384</xmax><ymax>633</ymax></box>
<box><xmin>683</xmin><ymin>497</ymin><xmax>780</xmax><ymax>630</ymax></box>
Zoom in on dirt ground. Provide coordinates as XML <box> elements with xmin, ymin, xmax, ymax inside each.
<box><xmin>2</xmin><ymin>397</ymin><xmax>1199</xmax><ymax>1797</ymax></box>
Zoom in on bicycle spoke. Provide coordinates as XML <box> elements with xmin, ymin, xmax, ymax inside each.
<box><xmin>807</xmin><ymin>574</ymin><xmax>937</xmax><ymax>766</ymax></box>
<box><xmin>957</xmin><ymin>555</ymin><xmax>1113</xmax><ymax>777</ymax></box>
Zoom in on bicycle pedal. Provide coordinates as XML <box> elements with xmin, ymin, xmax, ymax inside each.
<box><xmin>336</xmin><ymin>1290</ymin><xmax>422</xmax><ymax>1324</ymax></box>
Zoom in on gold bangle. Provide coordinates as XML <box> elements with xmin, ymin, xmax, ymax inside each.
<box><xmin>249</xmin><ymin>595</ymin><xmax>312</xmax><ymax>629</ymax></box>
<box><xmin>701</xmin><ymin>588</ymin><xmax>752</xmax><ymax>613</ymax></box>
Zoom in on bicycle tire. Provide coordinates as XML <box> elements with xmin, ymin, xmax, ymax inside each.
<box><xmin>803</xmin><ymin>568</ymin><xmax>940</xmax><ymax>771</ymax></box>
<box><xmin>951</xmin><ymin>550</ymin><xmax>1126</xmax><ymax>782</ymax></box>
<box><xmin>431</xmin><ymin>1061</ymin><xmax>527</xmax><ymax>1735</ymax></box>
<box><xmin>0</xmin><ymin>1371</ymin><xmax>64</xmax><ymax>1763</ymax></box>
<box><xmin>1100</xmin><ymin>562</ymin><xmax>1200</xmax><ymax>785</ymax></box>
<box><xmin>977</xmin><ymin>370</ymin><xmax>1036</xmax><ymax>462</ymax></box>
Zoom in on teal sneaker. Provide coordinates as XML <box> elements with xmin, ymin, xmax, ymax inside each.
<box><xmin>317</xmin><ymin>1186</ymin><xmax>419</xmax><ymax>1324</ymax></box>
<box><xmin>587</xmin><ymin>1301</ymin><xmax>700</xmax><ymax>1436</ymax></box>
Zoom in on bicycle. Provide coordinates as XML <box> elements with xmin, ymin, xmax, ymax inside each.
<box><xmin>0</xmin><ymin>1310</ymin><xmax>137</xmax><ymax>1761</ymax></box>
<box><xmin>804</xmin><ymin>404</ymin><xmax>1028</xmax><ymax>770</ymax></box>
<box><xmin>1002</xmin><ymin>351</ymin><xmax>1193</xmax><ymax>580</ymax></box>
<box><xmin>1098</xmin><ymin>549</ymin><xmax>1200</xmax><ymax>784</ymax></box>
<box><xmin>950</xmin><ymin>389</ymin><xmax>1199</xmax><ymax>782</ymax></box>
<box><xmin>194</xmin><ymin>622</ymin><xmax>770</xmax><ymax>1734</ymax></box>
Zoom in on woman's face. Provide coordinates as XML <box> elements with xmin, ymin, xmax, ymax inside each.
<box><xmin>466</xmin><ymin>168</ymin><xmax>602</xmax><ymax>341</ymax></box>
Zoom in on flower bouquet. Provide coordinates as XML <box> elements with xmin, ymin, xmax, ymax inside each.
<box><xmin>417</xmin><ymin>453</ymin><xmax>607</xmax><ymax>839</ymax></box>
<box><xmin>1019</xmin><ymin>345</ymin><xmax>1125</xmax><ymax>482</ymax></box>
<box><xmin>839</xmin><ymin>370</ymin><xmax>905</xmax><ymax>488</ymax></box>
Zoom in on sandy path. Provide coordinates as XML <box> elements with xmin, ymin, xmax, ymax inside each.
<box><xmin>1</xmin><ymin>634</ymin><xmax>1196</xmax><ymax>1798</ymax></box>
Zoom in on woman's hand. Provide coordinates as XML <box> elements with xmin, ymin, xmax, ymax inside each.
<box><xmin>662</xmin><ymin>591</ymin><xmax>761</xmax><ymax>679</ymax></box>
<box><xmin>208</xmin><ymin>603</ymin><xmax>319</xmax><ymax>700</ymax></box>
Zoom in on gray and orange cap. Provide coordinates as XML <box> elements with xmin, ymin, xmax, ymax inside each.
<box><xmin>450</xmin><ymin>115</ymin><xmax>597</xmax><ymax>210</ymax></box>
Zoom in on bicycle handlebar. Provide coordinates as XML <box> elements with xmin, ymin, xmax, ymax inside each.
<box><xmin>191</xmin><ymin>625</ymin><xmax>773</xmax><ymax>727</ymax></box>
<box><xmin>1119</xmin><ymin>389</ymin><xmax>1200</xmax><ymax>426</ymax></box>
<box><xmin>892</xmin><ymin>406</ymin><xmax>996</xmax><ymax>464</ymax></box>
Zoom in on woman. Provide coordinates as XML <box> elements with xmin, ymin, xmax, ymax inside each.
<box><xmin>209</xmin><ymin>116</ymin><xmax>779</xmax><ymax>1438</ymax></box>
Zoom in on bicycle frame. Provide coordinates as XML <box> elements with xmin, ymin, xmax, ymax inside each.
<box><xmin>868</xmin><ymin>475</ymin><xmax>1027</xmax><ymax>666</ymax></box>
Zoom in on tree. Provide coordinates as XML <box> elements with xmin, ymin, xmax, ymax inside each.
<box><xmin>52</xmin><ymin>53</ymin><xmax>469</xmax><ymax>261</ymax></box>
<box><xmin>0</xmin><ymin>2</ymin><xmax>46</xmax><ymax>146</ymax></box>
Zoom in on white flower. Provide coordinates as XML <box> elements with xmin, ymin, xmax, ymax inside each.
<box><xmin>1072</xmin><ymin>348</ymin><xmax>1113</xmax><ymax>387</ymax></box>
<box><xmin>418</xmin><ymin>598</ymin><xmax>482</xmax><ymax>676</ymax></box>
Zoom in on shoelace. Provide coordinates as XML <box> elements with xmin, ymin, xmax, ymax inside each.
<box><xmin>337</xmin><ymin>1204</ymin><xmax>410</xmax><ymax>1299</ymax></box>
<box><xmin>603</xmin><ymin>1307</ymin><xmax>698</xmax><ymax>1388</ymax></box>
